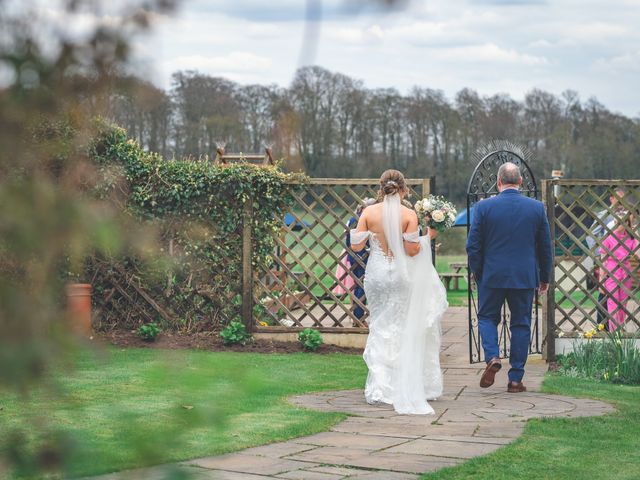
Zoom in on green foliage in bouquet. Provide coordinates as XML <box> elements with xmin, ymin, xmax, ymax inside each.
<box><xmin>298</xmin><ymin>328</ymin><xmax>323</xmax><ymax>351</ymax></box>
<box><xmin>137</xmin><ymin>323</ymin><xmax>161</xmax><ymax>341</ymax></box>
<box><xmin>220</xmin><ymin>321</ymin><xmax>252</xmax><ymax>346</ymax></box>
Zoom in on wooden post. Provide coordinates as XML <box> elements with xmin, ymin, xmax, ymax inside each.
<box><xmin>422</xmin><ymin>177</ymin><xmax>432</xmax><ymax>197</ymax></box>
<box><xmin>214</xmin><ymin>145</ymin><xmax>226</xmax><ymax>165</ymax></box>
<box><xmin>242</xmin><ymin>199</ymin><xmax>254</xmax><ymax>332</ymax></box>
<box><xmin>542</xmin><ymin>179</ymin><xmax>556</xmax><ymax>361</ymax></box>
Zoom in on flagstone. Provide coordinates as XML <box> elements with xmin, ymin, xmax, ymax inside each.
<box><xmin>345</xmin><ymin>452</ymin><xmax>463</xmax><ymax>474</ymax></box>
<box><xmin>385</xmin><ymin>438</ymin><xmax>503</xmax><ymax>459</ymax></box>
<box><xmin>347</xmin><ymin>471</ymin><xmax>420</xmax><ymax>479</ymax></box>
<box><xmin>275</xmin><ymin>469</ymin><xmax>347</xmax><ymax>480</ymax></box>
<box><xmin>185</xmin><ymin>454</ymin><xmax>313</xmax><ymax>476</ymax></box>
<box><xmin>290</xmin><ymin>431</ymin><xmax>410</xmax><ymax>450</ymax></box>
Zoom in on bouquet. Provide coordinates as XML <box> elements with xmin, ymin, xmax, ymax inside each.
<box><xmin>414</xmin><ymin>195</ymin><xmax>457</xmax><ymax>233</ymax></box>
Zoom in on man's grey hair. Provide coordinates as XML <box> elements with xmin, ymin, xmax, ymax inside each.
<box><xmin>356</xmin><ymin>197</ymin><xmax>377</xmax><ymax>215</ymax></box>
<box><xmin>498</xmin><ymin>162</ymin><xmax>522</xmax><ymax>186</ymax></box>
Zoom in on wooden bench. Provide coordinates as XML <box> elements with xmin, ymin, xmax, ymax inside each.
<box><xmin>439</xmin><ymin>272</ymin><xmax>466</xmax><ymax>291</ymax></box>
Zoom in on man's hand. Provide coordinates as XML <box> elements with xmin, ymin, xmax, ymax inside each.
<box><xmin>538</xmin><ymin>283</ymin><xmax>549</xmax><ymax>295</ymax></box>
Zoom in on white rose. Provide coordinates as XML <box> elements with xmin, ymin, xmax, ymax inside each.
<box><xmin>448</xmin><ymin>212</ymin><xmax>456</xmax><ymax>222</ymax></box>
<box><xmin>432</xmin><ymin>210</ymin><xmax>445</xmax><ymax>222</ymax></box>
<box><xmin>422</xmin><ymin>200</ymin><xmax>432</xmax><ymax>211</ymax></box>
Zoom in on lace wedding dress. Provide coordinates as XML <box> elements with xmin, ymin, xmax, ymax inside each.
<box><xmin>351</xmin><ymin>194</ymin><xmax>448</xmax><ymax>415</ymax></box>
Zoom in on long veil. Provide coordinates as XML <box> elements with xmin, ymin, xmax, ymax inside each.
<box><xmin>382</xmin><ymin>193</ymin><xmax>448</xmax><ymax>415</ymax></box>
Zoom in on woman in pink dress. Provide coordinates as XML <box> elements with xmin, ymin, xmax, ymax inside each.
<box><xmin>600</xmin><ymin>211</ymin><xmax>639</xmax><ymax>331</ymax></box>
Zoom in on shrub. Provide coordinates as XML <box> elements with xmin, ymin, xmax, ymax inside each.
<box><xmin>298</xmin><ymin>328</ymin><xmax>323</xmax><ymax>351</ymax></box>
<box><xmin>220</xmin><ymin>321</ymin><xmax>251</xmax><ymax>346</ymax></box>
<box><xmin>84</xmin><ymin>121</ymin><xmax>306</xmax><ymax>332</ymax></box>
<box><xmin>137</xmin><ymin>323</ymin><xmax>161</xmax><ymax>341</ymax></box>
<box><xmin>557</xmin><ymin>325</ymin><xmax>640</xmax><ymax>385</ymax></box>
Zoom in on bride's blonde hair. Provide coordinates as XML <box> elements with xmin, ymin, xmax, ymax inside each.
<box><xmin>377</xmin><ymin>169</ymin><xmax>408</xmax><ymax>201</ymax></box>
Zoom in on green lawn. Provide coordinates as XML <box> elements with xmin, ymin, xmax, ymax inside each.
<box><xmin>422</xmin><ymin>375</ymin><xmax>640</xmax><ymax>480</ymax></box>
<box><xmin>556</xmin><ymin>289</ymin><xmax>640</xmax><ymax>310</ymax></box>
<box><xmin>0</xmin><ymin>348</ymin><xmax>366</xmax><ymax>478</ymax></box>
<box><xmin>3</xmin><ymin>348</ymin><xmax>639</xmax><ymax>479</ymax></box>
<box><xmin>438</xmin><ymin>254</ymin><xmax>469</xmax><ymax>307</ymax></box>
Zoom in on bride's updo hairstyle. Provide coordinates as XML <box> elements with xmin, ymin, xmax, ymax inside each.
<box><xmin>378</xmin><ymin>169</ymin><xmax>408</xmax><ymax>201</ymax></box>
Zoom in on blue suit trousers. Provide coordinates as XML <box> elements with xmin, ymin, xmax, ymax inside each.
<box><xmin>477</xmin><ymin>283</ymin><xmax>535</xmax><ymax>383</ymax></box>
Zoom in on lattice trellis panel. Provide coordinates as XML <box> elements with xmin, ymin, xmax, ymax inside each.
<box><xmin>91</xmin><ymin>237</ymin><xmax>243</xmax><ymax>332</ymax></box>
<box><xmin>254</xmin><ymin>178</ymin><xmax>432</xmax><ymax>331</ymax></box>
<box><xmin>550</xmin><ymin>181</ymin><xmax>640</xmax><ymax>336</ymax></box>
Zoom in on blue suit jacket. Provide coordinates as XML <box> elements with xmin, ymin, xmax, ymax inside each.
<box><xmin>466</xmin><ymin>189</ymin><xmax>553</xmax><ymax>289</ymax></box>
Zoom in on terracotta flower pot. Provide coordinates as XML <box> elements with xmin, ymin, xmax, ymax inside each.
<box><xmin>65</xmin><ymin>283</ymin><xmax>93</xmax><ymax>336</ymax></box>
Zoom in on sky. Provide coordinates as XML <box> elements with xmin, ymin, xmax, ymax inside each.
<box><xmin>134</xmin><ymin>0</ymin><xmax>640</xmax><ymax>117</ymax></box>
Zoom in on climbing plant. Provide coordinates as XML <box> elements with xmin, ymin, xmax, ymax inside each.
<box><xmin>87</xmin><ymin>121</ymin><xmax>306</xmax><ymax>331</ymax></box>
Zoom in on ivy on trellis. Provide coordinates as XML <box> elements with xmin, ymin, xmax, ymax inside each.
<box><xmin>87</xmin><ymin>121</ymin><xmax>306</xmax><ymax>331</ymax></box>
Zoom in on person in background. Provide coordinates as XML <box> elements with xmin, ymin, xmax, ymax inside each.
<box><xmin>586</xmin><ymin>188</ymin><xmax>626</xmax><ymax>328</ymax></box>
<box><xmin>333</xmin><ymin>250</ymin><xmax>355</xmax><ymax>296</ymax></box>
<box><xmin>346</xmin><ymin>198</ymin><xmax>376</xmax><ymax>322</ymax></box>
<box><xmin>600</xmin><ymin>211</ymin><xmax>640</xmax><ymax>331</ymax></box>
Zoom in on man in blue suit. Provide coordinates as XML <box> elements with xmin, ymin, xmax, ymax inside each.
<box><xmin>466</xmin><ymin>162</ymin><xmax>553</xmax><ymax>393</ymax></box>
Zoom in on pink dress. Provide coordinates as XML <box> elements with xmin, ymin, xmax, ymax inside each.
<box><xmin>332</xmin><ymin>251</ymin><xmax>355</xmax><ymax>294</ymax></box>
<box><xmin>601</xmin><ymin>232</ymin><xmax>638</xmax><ymax>330</ymax></box>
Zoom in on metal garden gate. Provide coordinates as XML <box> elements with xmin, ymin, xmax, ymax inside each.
<box><xmin>466</xmin><ymin>142</ymin><xmax>542</xmax><ymax>363</ymax></box>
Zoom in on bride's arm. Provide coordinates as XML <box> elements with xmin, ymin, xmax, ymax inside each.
<box><xmin>350</xmin><ymin>212</ymin><xmax>368</xmax><ymax>252</ymax></box>
<box><xmin>403</xmin><ymin>212</ymin><xmax>421</xmax><ymax>257</ymax></box>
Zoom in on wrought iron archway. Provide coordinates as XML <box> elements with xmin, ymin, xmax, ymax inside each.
<box><xmin>466</xmin><ymin>141</ymin><xmax>541</xmax><ymax>363</ymax></box>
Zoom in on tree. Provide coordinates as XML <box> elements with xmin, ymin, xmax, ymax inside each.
<box><xmin>104</xmin><ymin>65</ymin><xmax>640</xmax><ymax>205</ymax></box>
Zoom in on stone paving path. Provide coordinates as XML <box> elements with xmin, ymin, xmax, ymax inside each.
<box><xmin>92</xmin><ymin>308</ymin><xmax>613</xmax><ymax>480</ymax></box>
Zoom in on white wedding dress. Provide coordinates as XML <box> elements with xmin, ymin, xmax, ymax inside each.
<box><xmin>351</xmin><ymin>194</ymin><xmax>448</xmax><ymax>415</ymax></box>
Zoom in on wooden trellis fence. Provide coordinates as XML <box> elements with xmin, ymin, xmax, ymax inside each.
<box><xmin>543</xmin><ymin>179</ymin><xmax>640</xmax><ymax>358</ymax></box>
<box><xmin>244</xmin><ymin>178</ymin><xmax>433</xmax><ymax>333</ymax></box>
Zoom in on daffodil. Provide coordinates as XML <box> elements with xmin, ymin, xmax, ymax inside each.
<box><xmin>598</xmin><ymin>323</ymin><xmax>605</xmax><ymax>331</ymax></box>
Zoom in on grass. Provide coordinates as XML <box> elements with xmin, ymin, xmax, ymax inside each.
<box><xmin>421</xmin><ymin>375</ymin><xmax>640</xmax><ymax>480</ymax></box>
<box><xmin>437</xmin><ymin>254</ymin><xmax>469</xmax><ymax>307</ymax></box>
<box><xmin>555</xmin><ymin>289</ymin><xmax>640</xmax><ymax>310</ymax></box>
<box><xmin>0</xmin><ymin>348</ymin><xmax>365</xmax><ymax>478</ymax></box>
<box><xmin>5</xmin><ymin>347</ymin><xmax>638</xmax><ymax>479</ymax></box>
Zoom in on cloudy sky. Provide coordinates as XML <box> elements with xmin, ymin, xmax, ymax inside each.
<box><xmin>137</xmin><ymin>0</ymin><xmax>640</xmax><ymax>116</ymax></box>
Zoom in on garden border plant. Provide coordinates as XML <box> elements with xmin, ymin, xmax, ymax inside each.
<box><xmin>220</xmin><ymin>320</ymin><xmax>252</xmax><ymax>345</ymax></box>
<box><xmin>86</xmin><ymin>120</ymin><xmax>306</xmax><ymax>332</ymax></box>
<box><xmin>556</xmin><ymin>323</ymin><xmax>640</xmax><ymax>385</ymax></box>
<box><xmin>298</xmin><ymin>328</ymin><xmax>323</xmax><ymax>351</ymax></box>
<box><xmin>137</xmin><ymin>322</ymin><xmax>161</xmax><ymax>342</ymax></box>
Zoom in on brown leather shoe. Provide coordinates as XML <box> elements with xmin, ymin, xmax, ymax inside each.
<box><xmin>480</xmin><ymin>358</ymin><xmax>502</xmax><ymax>388</ymax></box>
<box><xmin>507</xmin><ymin>381</ymin><xmax>527</xmax><ymax>393</ymax></box>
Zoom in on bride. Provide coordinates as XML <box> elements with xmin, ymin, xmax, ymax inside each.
<box><xmin>350</xmin><ymin>169</ymin><xmax>448</xmax><ymax>415</ymax></box>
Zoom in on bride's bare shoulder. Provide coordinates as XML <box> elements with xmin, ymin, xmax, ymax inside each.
<box><xmin>363</xmin><ymin>202</ymin><xmax>383</xmax><ymax>216</ymax></box>
<box><xmin>401</xmin><ymin>205</ymin><xmax>418</xmax><ymax>218</ymax></box>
